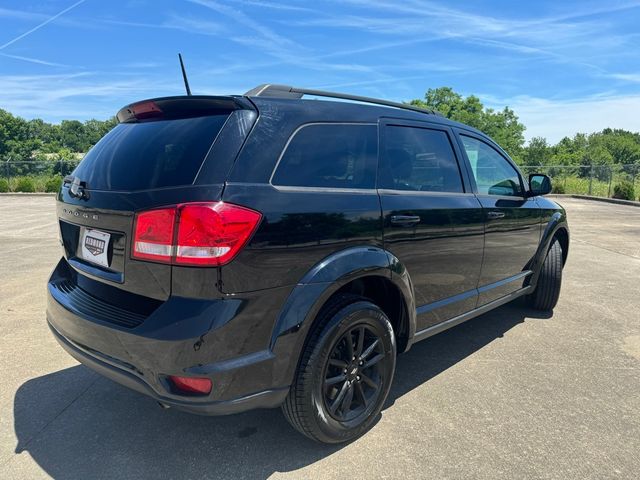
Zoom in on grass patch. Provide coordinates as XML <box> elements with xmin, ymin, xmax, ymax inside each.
<box><xmin>3</xmin><ymin>175</ymin><xmax>60</xmax><ymax>192</ymax></box>
<box><xmin>14</xmin><ymin>177</ymin><xmax>36</xmax><ymax>193</ymax></box>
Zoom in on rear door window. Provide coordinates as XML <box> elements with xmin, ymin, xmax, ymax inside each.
<box><xmin>271</xmin><ymin>123</ymin><xmax>377</xmax><ymax>189</ymax></box>
<box><xmin>72</xmin><ymin>114</ymin><xmax>229</xmax><ymax>191</ymax></box>
<box><xmin>379</xmin><ymin>125</ymin><xmax>464</xmax><ymax>192</ymax></box>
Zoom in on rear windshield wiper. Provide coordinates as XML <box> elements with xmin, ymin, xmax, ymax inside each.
<box><xmin>63</xmin><ymin>175</ymin><xmax>90</xmax><ymax>200</ymax></box>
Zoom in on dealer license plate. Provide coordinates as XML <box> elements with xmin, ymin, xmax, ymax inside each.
<box><xmin>80</xmin><ymin>228</ymin><xmax>111</xmax><ymax>268</ymax></box>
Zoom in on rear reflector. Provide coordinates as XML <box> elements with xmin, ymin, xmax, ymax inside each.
<box><xmin>132</xmin><ymin>202</ymin><xmax>261</xmax><ymax>266</ymax></box>
<box><xmin>169</xmin><ymin>376</ymin><xmax>212</xmax><ymax>395</ymax></box>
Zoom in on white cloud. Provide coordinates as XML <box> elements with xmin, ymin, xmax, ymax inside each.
<box><xmin>315</xmin><ymin>75</ymin><xmax>429</xmax><ymax>90</ymax></box>
<box><xmin>0</xmin><ymin>73</ymin><xmax>177</xmax><ymax>120</ymax></box>
<box><xmin>188</xmin><ymin>0</ymin><xmax>396</xmax><ymax>82</ymax></box>
<box><xmin>303</xmin><ymin>0</ymin><xmax>639</xmax><ymax>74</ymax></box>
<box><xmin>226</xmin><ymin>0</ymin><xmax>315</xmax><ymax>12</ymax></box>
<box><xmin>0</xmin><ymin>52</ymin><xmax>68</xmax><ymax>67</ymax></box>
<box><xmin>189</xmin><ymin>0</ymin><xmax>298</xmax><ymax>52</ymax></box>
<box><xmin>0</xmin><ymin>0</ymin><xmax>86</xmax><ymax>50</ymax></box>
<box><xmin>104</xmin><ymin>15</ymin><xmax>226</xmax><ymax>36</ymax></box>
<box><xmin>608</xmin><ymin>73</ymin><xmax>640</xmax><ymax>83</ymax></box>
<box><xmin>482</xmin><ymin>93</ymin><xmax>640</xmax><ymax>143</ymax></box>
<box><xmin>0</xmin><ymin>7</ymin><xmax>50</xmax><ymax>22</ymax></box>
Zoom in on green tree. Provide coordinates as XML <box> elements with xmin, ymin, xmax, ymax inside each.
<box><xmin>28</xmin><ymin>118</ymin><xmax>58</xmax><ymax>146</ymax></box>
<box><xmin>58</xmin><ymin>120</ymin><xmax>87</xmax><ymax>151</ymax></box>
<box><xmin>549</xmin><ymin>134</ymin><xmax>587</xmax><ymax>166</ymax></box>
<box><xmin>84</xmin><ymin>117</ymin><xmax>117</xmax><ymax>147</ymax></box>
<box><xmin>409</xmin><ymin>87</ymin><xmax>526</xmax><ymax>160</ymax></box>
<box><xmin>0</xmin><ymin>109</ymin><xmax>29</xmax><ymax>158</ymax></box>
<box><xmin>522</xmin><ymin>137</ymin><xmax>550</xmax><ymax>167</ymax></box>
<box><xmin>598</xmin><ymin>129</ymin><xmax>640</xmax><ymax>165</ymax></box>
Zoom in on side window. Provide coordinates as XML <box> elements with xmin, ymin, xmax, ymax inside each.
<box><xmin>461</xmin><ymin>135</ymin><xmax>523</xmax><ymax>197</ymax></box>
<box><xmin>271</xmin><ymin>124</ymin><xmax>377</xmax><ymax>189</ymax></box>
<box><xmin>379</xmin><ymin>126</ymin><xmax>464</xmax><ymax>193</ymax></box>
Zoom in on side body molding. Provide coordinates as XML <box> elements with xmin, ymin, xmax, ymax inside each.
<box><xmin>269</xmin><ymin>246</ymin><xmax>416</xmax><ymax>387</ymax></box>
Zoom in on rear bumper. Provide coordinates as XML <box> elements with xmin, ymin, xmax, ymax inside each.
<box><xmin>48</xmin><ymin>321</ymin><xmax>288</xmax><ymax>415</ymax></box>
<box><xmin>46</xmin><ymin>258</ymin><xmax>294</xmax><ymax>415</ymax></box>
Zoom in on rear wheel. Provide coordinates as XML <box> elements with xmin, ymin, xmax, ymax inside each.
<box><xmin>282</xmin><ymin>294</ymin><xmax>396</xmax><ymax>443</ymax></box>
<box><xmin>528</xmin><ymin>239</ymin><xmax>563</xmax><ymax>311</ymax></box>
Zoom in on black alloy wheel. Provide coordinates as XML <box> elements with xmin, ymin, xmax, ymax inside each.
<box><xmin>323</xmin><ymin>324</ymin><xmax>386</xmax><ymax>422</ymax></box>
<box><xmin>282</xmin><ymin>294</ymin><xmax>396</xmax><ymax>443</ymax></box>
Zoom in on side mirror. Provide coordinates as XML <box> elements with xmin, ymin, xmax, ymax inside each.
<box><xmin>528</xmin><ymin>174</ymin><xmax>551</xmax><ymax>196</ymax></box>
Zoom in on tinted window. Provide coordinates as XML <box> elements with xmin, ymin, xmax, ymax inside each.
<box><xmin>72</xmin><ymin>114</ymin><xmax>229</xmax><ymax>191</ymax></box>
<box><xmin>379</xmin><ymin>126</ymin><xmax>463</xmax><ymax>193</ymax></box>
<box><xmin>271</xmin><ymin>124</ymin><xmax>377</xmax><ymax>189</ymax></box>
<box><xmin>461</xmin><ymin>135</ymin><xmax>523</xmax><ymax>196</ymax></box>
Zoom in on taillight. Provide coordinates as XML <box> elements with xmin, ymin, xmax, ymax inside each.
<box><xmin>132</xmin><ymin>202</ymin><xmax>261</xmax><ymax>266</ymax></box>
<box><xmin>175</xmin><ymin>203</ymin><xmax>262</xmax><ymax>266</ymax></box>
<box><xmin>132</xmin><ymin>207</ymin><xmax>176</xmax><ymax>262</ymax></box>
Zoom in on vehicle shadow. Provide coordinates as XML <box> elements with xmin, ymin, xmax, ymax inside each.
<box><xmin>13</xmin><ymin>303</ymin><xmax>549</xmax><ymax>479</ymax></box>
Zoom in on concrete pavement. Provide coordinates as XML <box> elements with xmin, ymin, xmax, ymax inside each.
<box><xmin>0</xmin><ymin>196</ymin><xmax>638</xmax><ymax>479</ymax></box>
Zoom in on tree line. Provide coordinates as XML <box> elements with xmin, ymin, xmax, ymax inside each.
<box><xmin>1</xmin><ymin>88</ymin><xmax>640</xmax><ymax>171</ymax></box>
<box><xmin>0</xmin><ymin>109</ymin><xmax>117</xmax><ymax>162</ymax></box>
<box><xmin>410</xmin><ymin>87</ymin><xmax>640</xmax><ymax>171</ymax></box>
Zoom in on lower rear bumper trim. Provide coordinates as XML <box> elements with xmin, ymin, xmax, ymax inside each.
<box><xmin>48</xmin><ymin>320</ymin><xmax>289</xmax><ymax>415</ymax></box>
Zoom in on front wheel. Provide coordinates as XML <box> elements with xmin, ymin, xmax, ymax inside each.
<box><xmin>527</xmin><ymin>239</ymin><xmax>563</xmax><ymax>311</ymax></box>
<box><xmin>282</xmin><ymin>294</ymin><xmax>396</xmax><ymax>443</ymax></box>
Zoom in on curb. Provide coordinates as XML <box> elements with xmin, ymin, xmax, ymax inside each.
<box><xmin>0</xmin><ymin>193</ymin><xmax>56</xmax><ymax>197</ymax></box>
<box><xmin>548</xmin><ymin>194</ymin><xmax>640</xmax><ymax>207</ymax></box>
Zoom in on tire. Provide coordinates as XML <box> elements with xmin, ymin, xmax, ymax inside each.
<box><xmin>282</xmin><ymin>294</ymin><xmax>396</xmax><ymax>443</ymax></box>
<box><xmin>527</xmin><ymin>239</ymin><xmax>563</xmax><ymax>311</ymax></box>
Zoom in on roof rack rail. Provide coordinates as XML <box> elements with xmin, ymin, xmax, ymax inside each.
<box><xmin>244</xmin><ymin>84</ymin><xmax>438</xmax><ymax>116</ymax></box>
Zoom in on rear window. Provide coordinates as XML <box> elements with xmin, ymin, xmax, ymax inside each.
<box><xmin>72</xmin><ymin>114</ymin><xmax>229</xmax><ymax>191</ymax></box>
<box><xmin>271</xmin><ymin>123</ymin><xmax>377</xmax><ymax>189</ymax></box>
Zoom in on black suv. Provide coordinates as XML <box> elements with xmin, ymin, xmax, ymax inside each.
<box><xmin>47</xmin><ymin>84</ymin><xmax>569</xmax><ymax>443</ymax></box>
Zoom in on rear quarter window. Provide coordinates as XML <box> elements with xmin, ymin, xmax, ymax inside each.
<box><xmin>271</xmin><ymin>123</ymin><xmax>378</xmax><ymax>189</ymax></box>
<box><xmin>72</xmin><ymin>114</ymin><xmax>229</xmax><ymax>191</ymax></box>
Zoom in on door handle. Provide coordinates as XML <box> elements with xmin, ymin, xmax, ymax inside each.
<box><xmin>390</xmin><ymin>215</ymin><xmax>421</xmax><ymax>226</ymax></box>
<box><xmin>487</xmin><ymin>211</ymin><xmax>505</xmax><ymax>219</ymax></box>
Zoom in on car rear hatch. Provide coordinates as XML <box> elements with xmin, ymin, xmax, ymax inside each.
<box><xmin>54</xmin><ymin>95</ymin><xmax>257</xmax><ymax>306</ymax></box>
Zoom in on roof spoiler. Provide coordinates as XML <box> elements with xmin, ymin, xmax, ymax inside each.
<box><xmin>116</xmin><ymin>96</ymin><xmax>252</xmax><ymax>123</ymax></box>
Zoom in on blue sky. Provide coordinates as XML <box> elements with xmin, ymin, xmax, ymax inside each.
<box><xmin>1</xmin><ymin>0</ymin><xmax>639</xmax><ymax>143</ymax></box>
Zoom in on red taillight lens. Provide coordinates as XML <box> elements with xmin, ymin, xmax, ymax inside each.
<box><xmin>169</xmin><ymin>376</ymin><xmax>212</xmax><ymax>395</ymax></box>
<box><xmin>132</xmin><ymin>207</ymin><xmax>176</xmax><ymax>262</ymax></box>
<box><xmin>132</xmin><ymin>202</ymin><xmax>261</xmax><ymax>266</ymax></box>
<box><xmin>175</xmin><ymin>202</ymin><xmax>261</xmax><ymax>266</ymax></box>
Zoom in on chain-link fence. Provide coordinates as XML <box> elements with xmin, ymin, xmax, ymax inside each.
<box><xmin>2</xmin><ymin>160</ymin><xmax>81</xmax><ymax>179</ymax></box>
<box><xmin>1</xmin><ymin>160</ymin><xmax>639</xmax><ymax>199</ymax></box>
<box><xmin>0</xmin><ymin>160</ymin><xmax>82</xmax><ymax>192</ymax></box>
<box><xmin>519</xmin><ymin>164</ymin><xmax>640</xmax><ymax>198</ymax></box>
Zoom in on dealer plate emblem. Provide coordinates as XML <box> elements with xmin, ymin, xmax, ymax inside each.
<box><xmin>84</xmin><ymin>235</ymin><xmax>105</xmax><ymax>256</ymax></box>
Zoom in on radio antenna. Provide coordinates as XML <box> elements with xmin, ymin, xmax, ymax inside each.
<box><xmin>178</xmin><ymin>53</ymin><xmax>192</xmax><ymax>96</ymax></box>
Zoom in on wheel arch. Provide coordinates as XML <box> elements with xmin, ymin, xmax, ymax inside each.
<box><xmin>529</xmin><ymin>212</ymin><xmax>570</xmax><ymax>287</ymax></box>
<box><xmin>270</xmin><ymin>246</ymin><xmax>416</xmax><ymax>388</ymax></box>
<box><xmin>554</xmin><ymin>226</ymin><xmax>569</xmax><ymax>266</ymax></box>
